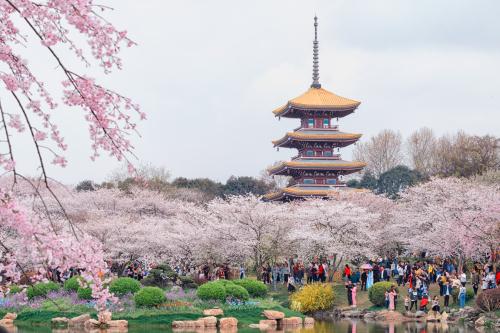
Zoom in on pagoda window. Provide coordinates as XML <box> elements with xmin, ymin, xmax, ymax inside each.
<box><xmin>323</xmin><ymin>118</ymin><xmax>329</xmax><ymax>128</ymax></box>
<box><xmin>307</xmin><ymin>118</ymin><xmax>314</xmax><ymax>128</ymax></box>
<box><xmin>324</xmin><ymin>150</ymin><xmax>333</xmax><ymax>157</ymax></box>
<box><xmin>315</xmin><ymin>150</ymin><xmax>323</xmax><ymax>157</ymax></box>
<box><xmin>316</xmin><ymin>179</ymin><xmax>325</xmax><ymax>184</ymax></box>
<box><xmin>305</xmin><ymin>150</ymin><xmax>314</xmax><ymax>157</ymax></box>
<box><xmin>326</xmin><ymin>179</ymin><xmax>337</xmax><ymax>185</ymax></box>
<box><xmin>303</xmin><ymin>179</ymin><xmax>314</xmax><ymax>184</ymax></box>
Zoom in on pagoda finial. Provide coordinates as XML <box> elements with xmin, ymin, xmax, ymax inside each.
<box><xmin>311</xmin><ymin>16</ymin><xmax>321</xmax><ymax>89</ymax></box>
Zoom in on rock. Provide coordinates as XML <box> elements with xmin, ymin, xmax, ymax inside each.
<box><xmin>262</xmin><ymin>310</ymin><xmax>285</xmax><ymax>320</ymax></box>
<box><xmin>414</xmin><ymin>311</ymin><xmax>426</xmax><ymax>318</ymax></box>
<box><xmin>202</xmin><ymin>316</ymin><xmax>218</xmax><ymax>327</ymax></box>
<box><xmin>364</xmin><ymin>312</ymin><xmax>376</xmax><ymax>319</ymax></box>
<box><xmin>304</xmin><ymin>317</ymin><xmax>315</xmax><ymax>326</ymax></box>
<box><xmin>172</xmin><ymin>321</ymin><xmax>185</xmax><ymax>328</ymax></box>
<box><xmin>3</xmin><ymin>313</ymin><xmax>17</xmax><ymax>320</ymax></box>
<box><xmin>182</xmin><ymin>320</ymin><xmax>197</xmax><ymax>328</ymax></box>
<box><xmin>51</xmin><ymin>317</ymin><xmax>69</xmax><ymax>327</ymax></box>
<box><xmin>0</xmin><ymin>319</ymin><xmax>14</xmax><ymax>326</ymax></box>
<box><xmin>375</xmin><ymin>310</ymin><xmax>404</xmax><ymax>322</ymax></box>
<box><xmin>441</xmin><ymin>312</ymin><xmax>449</xmax><ymax>322</ymax></box>
<box><xmin>69</xmin><ymin>314</ymin><xmax>91</xmax><ymax>327</ymax></box>
<box><xmin>426</xmin><ymin>311</ymin><xmax>440</xmax><ymax>322</ymax></box>
<box><xmin>219</xmin><ymin>317</ymin><xmax>238</xmax><ymax>328</ymax></box>
<box><xmin>98</xmin><ymin>310</ymin><xmax>112</xmax><ymax>324</ymax></box>
<box><xmin>259</xmin><ymin>319</ymin><xmax>277</xmax><ymax>327</ymax></box>
<box><xmin>203</xmin><ymin>308</ymin><xmax>224</xmax><ymax>316</ymax></box>
<box><xmin>249</xmin><ymin>324</ymin><xmax>262</xmax><ymax>329</ymax></box>
<box><xmin>194</xmin><ymin>319</ymin><xmax>206</xmax><ymax>328</ymax></box>
<box><xmin>283</xmin><ymin>317</ymin><xmax>302</xmax><ymax>326</ymax></box>
<box><xmin>342</xmin><ymin>310</ymin><xmax>363</xmax><ymax>318</ymax></box>
<box><xmin>107</xmin><ymin>320</ymin><xmax>128</xmax><ymax>329</ymax></box>
<box><xmin>84</xmin><ymin>319</ymin><xmax>100</xmax><ymax>330</ymax></box>
<box><xmin>475</xmin><ymin>316</ymin><xmax>486</xmax><ymax>327</ymax></box>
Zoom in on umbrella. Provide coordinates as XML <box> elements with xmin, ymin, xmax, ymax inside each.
<box><xmin>360</xmin><ymin>263</ymin><xmax>373</xmax><ymax>270</ymax></box>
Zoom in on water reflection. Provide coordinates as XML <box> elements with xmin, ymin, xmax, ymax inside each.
<box><xmin>7</xmin><ymin>320</ymin><xmax>489</xmax><ymax>333</ymax></box>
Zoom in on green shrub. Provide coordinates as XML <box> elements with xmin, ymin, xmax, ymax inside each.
<box><xmin>290</xmin><ymin>283</ymin><xmax>334</xmax><ymax>313</ymax></box>
<box><xmin>225</xmin><ymin>283</ymin><xmax>249</xmax><ymax>301</ymax></box>
<box><xmin>466</xmin><ymin>288</ymin><xmax>475</xmax><ymax>301</ymax></box>
<box><xmin>368</xmin><ymin>282</ymin><xmax>398</xmax><ymax>306</ymax></box>
<box><xmin>476</xmin><ymin>288</ymin><xmax>500</xmax><ymax>312</ymax></box>
<box><xmin>451</xmin><ymin>287</ymin><xmax>475</xmax><ymax>303</ymax></box>
<box><xmin>8</xmin><ymin>285</ymin><xmax>23</xmax><ymax>294</ymax></box>
<box><xmin>77</xmin><ymin>287</ymin><xmax>93</xmax><ymax>300</ymax></box>
<box><xmin>63</xmin><ymin>276</ymin><xmax>82</xmax><ymax>292</ymax></box>
<box><xmin>179</xmin><ymin>276</ymin><xmax>198</xmax><ymax>289</ymax></box>
<box><xmin>233</xmin><ymin>279</ymin><xmax>267</xmax><ymax>297</ymax></box>
<box><xmin>134</xmin><ymin>287</ymin><xmax>166</xmax><ymax>307</ymax></box>
<box><xmin>109</xmin><ymin>277</ymin><xmax>141</xmax><ymax>296</ymax></box>
<box><xmin>27</xmin><ymin>282</ymin><xmax>60</xmax><ymax>299</ymax></box>
<box><xmin>196</xmin><ymin>281</ymin><xmax>227</xmax><ymax>301</ymax></box>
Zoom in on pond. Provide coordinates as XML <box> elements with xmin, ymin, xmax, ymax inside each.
<box><xmin>8</xmin><ymin>320</ymin><xmax>490</xmax><ymax>333</ymax></box>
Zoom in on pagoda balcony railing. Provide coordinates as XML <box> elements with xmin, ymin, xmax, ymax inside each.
<box><xmin>292</xmin><ymin>154</ymin><xmax>341</xmax><ymax>160</ymax></box>
<box><xmin>294</xmin><ymin>124</ymin><xmax>339</xmax><ymax>131</ymax></box>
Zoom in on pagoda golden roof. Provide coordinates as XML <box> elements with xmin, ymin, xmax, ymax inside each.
<box><xmin>268</xmin><ymin>159</ymin><xmax>366</xmax><ymax>175</ymax></box>
<box><xmin>273</xmin><ymin>87</ymin><xmax>360</xmax><ymax>117</ymax></box>
<box><xmin>272</xmin><ymin>131</ymin><xmax>362</xmax><ymax>147</ymax></box>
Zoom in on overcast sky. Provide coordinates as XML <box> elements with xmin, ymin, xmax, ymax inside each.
<box><xmin>10</xmin><ymin>0</ymin><xmax>500</xmax><ymax>184</ymax></box>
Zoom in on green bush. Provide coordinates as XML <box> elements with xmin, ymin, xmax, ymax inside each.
<box><xmin>109</xmin><ymin>277</ymin><xmax>141</xmax><ymax>296</ymax></box>
<box><xmin>77</xmin><ymin>287</ymin><xmax>93</xmax><ymax>300</ymax></box>
<box><xmin>290</xmin><ymin>283</ymin><xmax>335</xmax><ymax>313</ymax></box>
<box><xmin>63</xmin><ymin>276</ymin><xmax>82</xmax><ymax>292</ymax></box>
<box><xmin>134</xmin><ymin>287</ymin><xmax>166</xmax><ymax>307</ymax></box>
<box><xmin>451</xmin><ymin>287</ymin><xmax>475</xmax><ymax>303</ymax></box>
<box><xmin>368</xmin><ymin>282</ymin><xmax>398</xmax><ymax>306</ymax></box>
<box><xmin>8</xmin><ymin>285</ymin><xmax>23</xmax><ymax>294</ymax></box>
<box><xmin>179</xmin><ymin>276</ymin><xmax>198</xmax><ymax>289</ymax></box>
<box><xmin>27</xmin><ymin>282</ymin><xmax>60</xmax><ymax>299</ymax></box>
<box><xmin>196</xmin><ymin>281</ymin><xmax>227</xmax><ymax>301</ymax></box>
<box><xmin>225</xmin><ymin>283</ymin><xmax>249</xmax><ymax>301</ymax></box>
<box><xmin>233</xmin><ymin>279</ymin><xmax>267</xmax><ymax>297</ymax></box>
<box><xmin>142</xmin><ymin>264</ymin><xmax>178</xmax><ymax>288</ymax></box>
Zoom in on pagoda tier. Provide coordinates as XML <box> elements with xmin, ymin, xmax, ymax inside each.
<box><xmin>264</xmin><ymin>17</ymin><xmax>365</xmax><ymax>201</ymax></box>
<box><xmin>272</xmin><ymin>128</ymin><xmax>362</xmax><ymax>149</ymax></box>
<box><xmin>272</xmin><ymin>87</ymin><xmax>360</xmax><ymax>119</ymax></box>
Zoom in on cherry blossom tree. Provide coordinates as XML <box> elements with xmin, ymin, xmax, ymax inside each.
<box><xmin>0</xmin><ymin>0</ymin><xmax>142</xmax><ymax>307</ymax></box>
<box><xmin>395</xmin><ymin>177</ymin><xmax>500</xmax><ymax>269</ymax></box>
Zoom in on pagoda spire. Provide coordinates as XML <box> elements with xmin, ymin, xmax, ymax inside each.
<box><xmin>311</xmin><ymin>16</ymin><xmax>321</xmax><ymax>89</ymax></box>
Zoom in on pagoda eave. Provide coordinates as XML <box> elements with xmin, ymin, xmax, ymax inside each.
<box><xmin>263</xmin><ymin>186</ymin><xmax>368</xmax><ymax>202</ymax></box>
<box><xmin>268</xmin><ymin>160</ymin><xmax>366</xmax><ymax>176</ymax></box>
<box><xmin>273</xmin><ymin>105</ymin><xmax>358</xmax><ymax>119</ymax></box>
<box><xmin>272</xmin><ymin>133</ymin><xmax>361</xmax><ymax>148</ymax></box>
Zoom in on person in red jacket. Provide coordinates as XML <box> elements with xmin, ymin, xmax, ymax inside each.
<box><xmin>344</xmin><ymin>264</ymin><xmax>352</xmax><ymax>281</ymax></box>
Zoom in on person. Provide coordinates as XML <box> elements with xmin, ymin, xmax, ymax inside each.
<box><xmin>459</xmin><ymin>271</ymin><xmax>467</xmax><ymax>287</ymax></box>
<box><xmin>458</xmin><ymin>285</ymin><xmax>466</xmax><ymax>308</ymax></box>
<box><xmin>352</xmin><ymin>283</ymin><xmax>357</xmax><ymax>308</ymax></box>
<box><xmin>318</xmin><ymin>262</ymin><xmax>325</xmax><ymax>282</ymax></box>
<box><xmin>361</xmin><ymin>270</ymin><xmax>367</xmax><ymax>291</ymax></box>
<box><xmin>239</xmin><ymin>265</ymin><xmax>245</xmax><ymax>279</ymax></box>
<box><xmin>345</xmin><ymin>280</ymin><xmax>353</xmax><ymax>306</ymax></box>
<box><xmin>443</xmin><ymin>280</ymin><xmax>452</xmax><ymax>311</ymax></box>
<box><xmin>397</xmin><ymin>264</ymin><xmax>404</xmax><ymax>286</ymax></box>
<box><xmin>287</xmin><ymin>276</ymin><xmax>296</xmax><ymax>293</ymax></box>
<box><xmin>409</xmin><ymin>287</ymin><xmax>418</xmax><ymax>311</ymax></box>
<box><xmin>431</xmin><ymin>296</ymin><xmax>440</xmax><ymax>313</ymax></box>
<box><xmin>420</xmin><ymin>294</ymin><xmax>429</xmax><ymax>312</ymax></box>
<box><xmin>344</xmin><ymin>264</ymin><xmax>352</xmax><ymax>282</ymax></box>
<box><xmin>404</xmin><ymin>295</ymin><xmax>410</xmax><ymax>312</ymax></box>
<box><xmin>367</xmin><ymin>269</ymin><xmax>374</xmax><ymax>289</ymax></box>
<box><xmin>472</xmin><ymin>268</ymin><xmax>480</xmax><ymax>295</ymax></box>
<box><xmin>388</xmin><ymin>287</ymin><xmax>397</xmax><ymax>311</ymax></box>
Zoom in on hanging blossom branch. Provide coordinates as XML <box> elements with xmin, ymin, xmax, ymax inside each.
<box><xmin>0</xmin><ymin>0</ymin><xmax>144</xmax><ymax>308</ymax></box>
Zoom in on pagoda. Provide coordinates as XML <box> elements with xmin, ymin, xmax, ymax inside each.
<box><xmin>264</xmin><ymin>17</ymin><xmax>366</xmax><ymax>201</ymax></box>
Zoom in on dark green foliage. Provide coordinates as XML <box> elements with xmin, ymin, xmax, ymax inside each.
<box><xmin>476</xmin><ymin>288</ymin><xmax>500</xmax><ymax>311</ymax></box>
<box><xmin>134</xmin><ymin>287</ymin><xmax>166</xmax><ymax>307</ymax></box>
<box><xmin>368</xmin><ymin>282</ymin><xmax>398</xmax><ymax>306</ymax></box>
<box><xmin>376</xmin><ymin>165</ymin><xmax>424</xmax><ymax>198</ymax></box>
<box><xmin>172</xmin><ymin>177</ymin><xmax>223</xmax><ymax>199</ymax></box>
<box><xmin>63</xmin><ymin>276</ymin><xmax>82</xmax><ymax>292</ymax></box>
<box><xmin>109</xmin><ymin>277</ymin><xmax>141</xmax><ymax>296</ymax></box>
<box><xmin>233</xmin><ymin>279</ymin><xmax>268</xmax><ymax>297</ymax></box>
<box><xmin>225</xmin><ymin>284</ymin><xmax>249</xmax><ymax>301</ymax></box>
<box><xmin>196</xmin><ymin>281</ymin><xmax>227</xmax><ymax>301</ymax></box>
<box><xmin>75</xmin><ymin>180</ymin><xmax>96</xmax><ymax>192</ymax></box>
<box><xmin>222</xmin><ymin>176</ymin><xmax>273</xmax><ymax>196</ymax></box>
<box><xmin>142</xmin><ymin>264</ymin><xmax>178</xmax><ymax>288</ymax></box>
<box><xmin>179</xmin><ymin>276</ymin><xmax>197</xmax><ymax>289</ymax></box>
<box><xmin>77</xmin><ymin>287</ymin><xmax>93</xmax><ymax>300</ymax></box>
<box><xmin>347</xmin><ymin>172</ymin><xmax>378</xmax><ymax>190</ymax></box>
<box><xmin>27</xmin><ymin>282</ymin><xmax>60</xmax><ymax>299</ymax></box>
